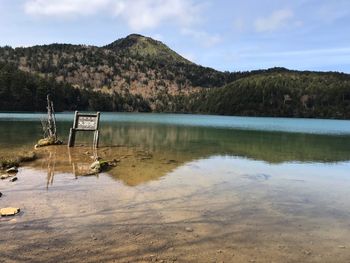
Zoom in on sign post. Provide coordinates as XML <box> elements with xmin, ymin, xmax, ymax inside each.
<box><xmin>68</xmin><ymin>111</ymin><xmax>100</xmax><ymax>148</ymax></box>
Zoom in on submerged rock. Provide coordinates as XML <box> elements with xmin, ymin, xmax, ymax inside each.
<box><xmin>1</xmin><ymin>174</ymin><xmax>10</xmax><ymax>180</ymax></box>
<box><xmin>0</xmin><ymin>207</ymin><xmax>20</xmax><ymax>216</ymax></box>
<box><xmin>90</xmin><ymin>160</ymin><xmax>111</xmax><ymax>173</ymax></box>
<box><xmin>166</xmin><ymin>159</ymin><xmax>178</xmax><ymax>164</ymax></box>
<box><xmin>87</xmin><ymin>158</ymin><xmax>117</xmax><ymax>175</ymax></box>
<box><xmin>6</xmin><ymin>167</ymin><xmax>18</xmax><ymax>174</ymax></box>
<box><xmin>35</xmin><ymin>137</ymin><xmax>63</xmax><ymax>148</ymax></box>
<box><xmin>9</xmin><ymin>177</ymin><xmax>18</xmax><ymax>182</ymax></box>
<box><xmin>90</xmin><ymin>161</ymin><xmax>101</xmax><ymax>173</ymax></box>
<box><xmin>136</xmin><ymin>150</ymin><xmax>153</xmax><ymax>160</ymax></box>
<box><xmin>185</xmin><ymin>227</ymin><xmax>194</xmax><ymax>232</ymax></box>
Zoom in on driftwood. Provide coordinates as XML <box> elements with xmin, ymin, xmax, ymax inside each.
<box><xmin>35</xmin><ymin>95</ymin><xmax>62</xmax><ymax>148</ymax></box>
<box><xmin>46</xmin><ymin>94</ymin><xmax>57</xmax><ymax>140</ymax></box>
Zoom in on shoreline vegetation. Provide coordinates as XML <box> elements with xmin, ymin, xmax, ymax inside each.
<box><xmin>0</xmin><ymin>34</ymin><xmax>349</xmax><ymax>119</ymax></box>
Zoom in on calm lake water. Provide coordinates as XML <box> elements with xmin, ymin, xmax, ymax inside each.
<box><xmin>1</xmin><ymin>113</ymin><xmax>350</xmax><ymax>262</ymax></box>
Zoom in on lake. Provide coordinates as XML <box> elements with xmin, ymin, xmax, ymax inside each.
<box><xmin>1</xmin><ymin>113</ymin><xmax>350</xmax><ymax>262</ymax></box>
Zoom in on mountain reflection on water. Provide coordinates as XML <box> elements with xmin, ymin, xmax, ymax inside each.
<box><xmin>1</xmin><ymin>113</ymin><xmax>350</xmax><ymax>186</ymax></box>
<box><xmin>17</xmin><ymin>122</ymin><xmax>350</xmax><ymax>186</ymax></box>
<box><xmin>1</xmin><ymin>117</ymin><xmax>350</xmax><ymax>163</ymax></box>
<box><xmin>31</xmin><ymin>145</ymin><xmax>183</xmax><ymax>187</ymax></box>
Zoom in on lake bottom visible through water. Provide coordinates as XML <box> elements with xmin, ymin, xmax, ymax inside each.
<box><xmin>1</xmin><ymin>113</ymin><xmax>350</xmax><ymax>262</ymax></box>
<box><xmin>0</xmin><ymin>145</ymin><xmax>350</xmax><ymax>263</ymax></box>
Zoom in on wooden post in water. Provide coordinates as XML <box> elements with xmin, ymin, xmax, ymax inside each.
<box><xmin>68</xmin><ymin>111</ymin><xmax>78</xmax><ymax>147</ymax></box>
<box><xmin>93</xmin><ymin>112</ymin><xmax>100</xmax><ymax>149</ymax></box>
<box><xmin>46</xmin><ymin>94</ymin><xmax>58</xmax><ymax>140</ymax></box>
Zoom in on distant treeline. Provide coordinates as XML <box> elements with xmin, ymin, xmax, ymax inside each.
<box><xmin>151</xmin><ymin>70</ymin><xmax>350</xmax><ymax>119</ymax></box>
<box><xmin>0</xmin><ymin>62</ymin><xmax>150</xmax><ymax>112</ymax></box>
<box><xmin>1</xmin><ymin>62</ymin><xmax>350</xmax><ymax>119</ymax></box>
<box><xmin>191</xmin><ymin>71</ymin><xmax>350</xmax><ymax>119</ymax></box>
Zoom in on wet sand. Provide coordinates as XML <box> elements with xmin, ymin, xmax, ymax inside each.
<box><xmin>1</xmin><ymin>146</ymin><xmax>350</xmax><ymax>262</ymax></box>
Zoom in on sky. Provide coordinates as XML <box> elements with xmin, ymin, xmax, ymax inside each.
<box><xmin>0</xmin><ymin>0</ymin><xmax>350</xmax><ymax>73</ymax></box>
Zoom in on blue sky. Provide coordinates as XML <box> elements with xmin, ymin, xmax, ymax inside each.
<box><xmin>1</xmin><ymin>0</ymin><xmax>350</xmax><ymax>73</ymax></box>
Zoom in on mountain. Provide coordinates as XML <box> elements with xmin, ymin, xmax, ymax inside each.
<box><xmin>0</xmin><ymin>34</ymin><xmax>350</xmax><ymax>118</ymax></box>
<box><xmin>0</xmin><ymin>34</ymin><xmax>238</xmax><ymax>111</ymax></box>
<box><xmin>104</xmin><ymin>34</ymin><xmax>191</xmax><ymax>64</ymax></box>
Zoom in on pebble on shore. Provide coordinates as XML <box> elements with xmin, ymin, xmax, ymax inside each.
<box><xmin>0</xmin><ymin>207</ymin><xmax>20</xmax><ymax>217</ymax></box>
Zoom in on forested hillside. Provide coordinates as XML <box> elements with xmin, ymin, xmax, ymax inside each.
<box><xmin>189</xmin><ymin>71</ymin><xmax>350</xmax><ymax>119</ymax></box>
<box><xmin>0</xmin><ymin>62</ymin><xmax>150</xmax><ymax>112</ymax></box>
<box><xmin>1</xmin><ymin>34</ymin><xmax>350</xmax><ymax>118</ymax></box>
<box><xmin>0</xmin><ymin>34</ymin><xmax>241</xmax><ymax>111</ymax></box>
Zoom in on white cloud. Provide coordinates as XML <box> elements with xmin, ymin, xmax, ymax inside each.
<box><xmin>24</xmin><ymin>0</ymin><xmax>110</xmax><ymax>17</ymax></box>
<box><xmin>115</xmin><ymin>0</ymin><xmax>199</xmax><ymax>30</ymax></box>
<box><xmin>181</xmin><ymin>28</ymin><xmax>222</xmax><ymax>48</ymax></box>
<box><xmin>24</xmin><ymin>0</ymin><xmax>201</xmax><ymax>30</ymax></box>
<box><xmin>254</xmin><ymin>9</ymin><xmax>294</xmax><ymax>32</ymax></box>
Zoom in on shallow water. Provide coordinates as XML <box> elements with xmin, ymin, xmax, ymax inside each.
<box><xmin>1</xmin><ymin>113</ymin><xmax>350</xmax><ymax>262</ymax></box>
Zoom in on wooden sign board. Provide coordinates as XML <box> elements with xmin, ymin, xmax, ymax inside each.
<box><xmin>68</xmin><ymin>111</ymin><xmax>100</xmax><ymax>147</ymax></box>
<box><xmin>76</xmin><ymin>115</ymin><xmax>99</xmax><ymax>131</ymax></box>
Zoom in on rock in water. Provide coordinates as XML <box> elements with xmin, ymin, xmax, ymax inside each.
<box><xmin>35</xmin><ymin>137</ymin><xmax>63</xmax><ymax>148</ymax></box>
<box><xmin>90</xmin><ymin>161</ymin><xmax>101</xmax><ymax>173</ymax></box>
<box><xmin>0</xmin><ymin>192</ymin><xmax>2</xmax><ymax>197</ymax></box>
<box><xmin>0</xmin><ymin>207</ymin><xmax>20</xmax><ymax>216</ymax></box>
<box><xmin>9</xmin><ymin>177</ymin><xmax>18</xmax><ymax>182</ymax></box>
<box><xmin>1</xmin><ymin>174</ymin><xmax>10</xmax><ymax>180</ymax></box>
<box><xmin>185</xmin><ymin>227</ymin><xmax>194</xmax><ymax>232</ymax></box>
<box><xmin>90</xmin><ymin>160</ymin><xmax>111</xmax><ymax>173</ymax></box>
<box><xmin>6</xmin><ymin>167</ymin><xmax>18</xmax><ymax>174</ymax></box>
